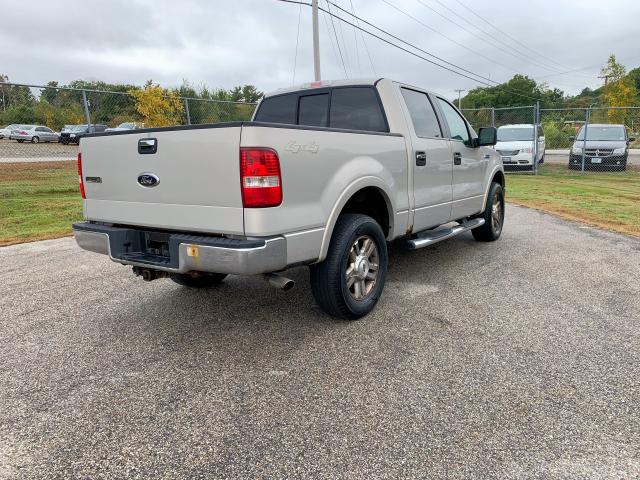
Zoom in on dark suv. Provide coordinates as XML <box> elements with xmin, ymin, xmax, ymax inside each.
<box><xmin>569</xmin><ymin>124</ymin><xmax>635</xmax><ymax>171</ymax></box>
<box><xmin>59</xmin><ymin>124</ymin><xmax>107</xmax><ymax>145</ymax></box>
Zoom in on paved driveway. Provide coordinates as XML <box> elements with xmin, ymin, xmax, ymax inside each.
<box><xmin>1</xmin><ymin>205</ymin><xmax>639</xmax><ymax>479</ymax></box>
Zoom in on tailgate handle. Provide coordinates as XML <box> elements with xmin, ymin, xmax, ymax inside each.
<box><xmin>138</xmin><ymin>138</ymin><xmax>157</xmax><ymax>154</ymax></box>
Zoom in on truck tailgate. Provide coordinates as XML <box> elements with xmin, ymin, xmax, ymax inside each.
<box><xmin>80</xmin><ymin>126</ymin><xmax>244</xmax><ymax>235</ymax></box>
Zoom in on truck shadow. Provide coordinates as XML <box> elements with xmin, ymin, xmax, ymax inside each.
<box><xmin>89</xmin><ymin>232</ymin><xmax>495</xmax><ymax>368</ymax></box>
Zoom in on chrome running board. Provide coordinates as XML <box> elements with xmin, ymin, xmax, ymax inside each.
<box><xmin>405</xmin><ymin>218</ymin><xmax>485</xmax><ymax>250</ymax></box>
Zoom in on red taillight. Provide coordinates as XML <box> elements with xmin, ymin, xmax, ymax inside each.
<box><xmin>77</xmin><ymin>152</ymin><xmax>86</xmax><ymax>199</ymax></box>
<box><xmin>240</xmin><ymin>147</ymin><xmax>282</xmax><ymax>208</ymax></box>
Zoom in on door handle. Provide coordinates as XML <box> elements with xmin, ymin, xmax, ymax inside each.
<box><xmin>453</xmin><ymin>152</ymin><xmax>462</xmax><ymax>165</ymax></box>
<box><xmin>415</xmin><ymin>151</ymin><xmax>427</xmax><ymax>166</ymax></box>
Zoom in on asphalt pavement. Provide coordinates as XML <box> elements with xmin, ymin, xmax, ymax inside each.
<box><xmin>1</xmin><ymin>205</ymin><xmax>639</xmax><ymax>479</ymax></box>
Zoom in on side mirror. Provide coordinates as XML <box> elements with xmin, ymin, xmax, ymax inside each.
<box><xmin>569</xmin><ymin>135</ymin><xmax>575</xmax><ymax>141</ymax></box>
<box><xmin>629</xmin><ymin>137</ymin><xmax>636</xmax><ymax>142</ymax></box>
<box><xmin>477</xmin><ymin>127</ymin><xmax>497</xmax><ymax>146</ymax></box>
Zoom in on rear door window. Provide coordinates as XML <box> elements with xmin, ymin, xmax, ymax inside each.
<box><xmin>298</xmin><ymin>93</ymin><xmax>329</xmax><ymax>127</ymax></box>
<box><xmin>329</xmin><ymin>87</ymin><xmax>387</xmax><ymax>132</ymax></box>
<box><xmin>254</xmin><ymin>93</ymin><xmax>297</xmax><ymax>124</ymax></box>
<box><xmin>401</xmin><ymin>88</ymin><xmax>442</xmax><ymax>138</ymax></box>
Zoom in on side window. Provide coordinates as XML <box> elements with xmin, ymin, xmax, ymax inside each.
<box><xmin>35</xmin><ymin>127</ymin><xmax>45</xmax><ymax>132</ymax></box>
<box><xmin>44</xmin><ymin>127</ymin><xmax>53</xmax><ymax>133</ymax></box>
<box><xmin>400</xmin><ymin>88</ymin><xmax>442</xmax><ymax>138</ymax></box>
<box><xmin>437</xmin><ymin>98</ymin><xmax>471</xmax><ymax>145</ymax></box>
<box><xmin>298</xmin><ymin>93</ymin><xmax>329</xmax><ymax>127</ymax></box>
<box><xmin>329</xmin><ymin>87</ymin><xmax>387</xmax><ymax>132</ymax></box>
<box><xmin>254</xmin><ymin>93</ymin><xmax>297</xmax><ymax>124</ymax></box>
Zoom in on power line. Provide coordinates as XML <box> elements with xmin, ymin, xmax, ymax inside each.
<box><xmin>349</xmin><ymin>0</ymin><xmax>361</xmax><ymax>75</ymax></box>
<box><xmin>452</xmin><ymin>0</ymin><xmax>567</xmax><ymax>72</ymax></box>
<box><xmin>350</xmin><ymin>0</ymin><xmax>376</xmax><ymax>75</ymax></box>
<box><xmin>377</xmin><ymin>0</ymin><xmax>524</xmax><ymax>76</ymax></box>
<box><xmin>292</xmin><ymin>2</ymin><xmax>303</xmax><ymax>85</ymax></box>
<box><xmin>325</xmin><ymin>1</ymin><xmax>505</xmax><ymax>88</ymax></box>
<box><xmin>324</xmin><ymin>0</ymin><xmax>349</xmax><ymax>77</ymax></box>
<box><xmin>416</xmin><ymin>0</ymin><xmax>573</xmax><ymax>76</ymax></box>
<box><xmin>275</xmin><ymin>0</ymin><xmax>541</xmax><ymax>101</ymax></box>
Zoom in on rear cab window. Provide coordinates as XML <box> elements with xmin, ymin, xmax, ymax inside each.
<box><xmin>254</xmin><ymin>86</ymin><xmax>388</xmax><ymax>133</ymax></box>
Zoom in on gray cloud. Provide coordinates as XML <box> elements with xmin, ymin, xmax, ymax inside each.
<box><xmin>2</xmin><ymin>0</ymin><xmax>639</xmax><ymax>98</ymax></box>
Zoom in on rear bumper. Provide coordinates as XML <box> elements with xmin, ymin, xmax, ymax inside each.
<box><xmin>73</xmin><ymin>222</ymin><xmax>287</xmax><ymax>275</ymax></box>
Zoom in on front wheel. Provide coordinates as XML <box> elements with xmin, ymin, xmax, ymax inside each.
<box><xmin>171</xmin><ymin>272</ymin><xmax>227</xmax><ymax>288</ymax></box>
<box><xmin>31</xmin><ymin>136</ymin><xmax>39</xmax><ymax>144</ymax></box>
<box><xmin>310</xmin><ymin>214</ymin><xmax>388</xmax><ymax>320</ymax></box>
<box><xmin>472</xmin><ymin>182</ymin><xmax>505</xmax><ymax>242</ymax></box>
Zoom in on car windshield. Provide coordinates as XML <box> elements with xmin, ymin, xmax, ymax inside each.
<box><xmin>497</xmin><ymin>127</ymin><xmax>534</xmax><ymax>141</ymax></box>
<box><xmin>118</xmin><ymin>123</ymin><xmax>134</xmax><ymax>129</ymax></box>
<box><xmin>576</xmin><ymin>126</ymin><xmax>626</xmax><ymax>141</ymax></box>
<box><xmin>70</xmin><ymin>125</ymin><xmax>88</xmax><ymax>132</ymax></box>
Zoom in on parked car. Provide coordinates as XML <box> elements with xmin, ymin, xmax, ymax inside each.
<box><xmin>105</xmin><ymin>122</ymin><xmax>143</xmax><ymax>132</ymax></box>
<box><xmin>495</xmin><ymin>124</ymin><xmax>545</xmax><ymax>171</ymax></box>
<box><xmin>9</xmin><ymin>125</ymin><xmax>59</xmax><ymax>143</ymax></box>
<box><xmin>59</xmin><ymin>124</ymin><xmax>107</xmax><ymax>144</ymax></box>
<box><xmin>0</xmin><ymin>124</ymin><xmax>19</xmax><ymax>139</ymax></box>
<box><xmin>73</xmin><ymin>78</ymin><xmax>504</xmax><ymax>320</ymax></box>
<box><xmin>569</xmin><ymin>124</ymin><xmax>634</xmax><ymax>171</ymax></box>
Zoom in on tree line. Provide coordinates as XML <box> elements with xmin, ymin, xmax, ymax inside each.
<box><xmin>456</xmin><ymin>55</ymin><xmax>639</xmax><ymax>111</ymax></box>
<box><xmin>0</xmin><ymin>76</ymin><xmax>263</xmax><ymax>129</ymax></box>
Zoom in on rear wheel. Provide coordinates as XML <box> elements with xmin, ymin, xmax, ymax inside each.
<box><xmin>31</xmin><ymin>136</ymin><xmax>39</xmax><ymax>144</ymax></box>
<box><xmin>310</xmin><ymin>214</ymin><xmax>388</xmax><ymax>320</ymax></box>
<box><xmin>472</xmin><ymin>182</ymin><xmax>504</xmax><ymax>242</ymax></box>
<box><xmin>171</xmin><ymin>272</ymin><xmax>227</xmax><ymax>288</ymax></box>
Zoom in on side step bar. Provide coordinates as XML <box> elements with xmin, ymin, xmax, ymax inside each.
<box><xmin>405</xmin><ymin>218</ymin><xmax>485</xmax><ymax>250</ymax></box>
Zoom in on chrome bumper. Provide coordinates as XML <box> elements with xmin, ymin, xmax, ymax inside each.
<box><xmin>73</xmin><ymin>222</ymin><xmax>287</xmax><ymax>275</ymax></box>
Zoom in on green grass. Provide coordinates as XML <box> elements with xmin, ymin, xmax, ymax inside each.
<box><xmin>1</xmin><ymin>161</ymin><xmax>639</xmax><ymax>247</ymax></box>
<box><xmin>0</xmin><ymin>161</ymin><xmax>82</xmax><ymax>246</ymax></box>
<box><xmin>507</xmin><ymin>164</ymin><xmax>640</xmax><ymax>236</ymax></box>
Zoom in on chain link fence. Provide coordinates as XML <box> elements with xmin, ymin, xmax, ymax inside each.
<box><xmin>0</xmin><ymin>81</ymin><xmax>257</xmax><ymax>245</ymax></box>
<box><xmin>462</xmin><ymin>105</ymin><xmax>640</xmax><ymax>175</ymax></box>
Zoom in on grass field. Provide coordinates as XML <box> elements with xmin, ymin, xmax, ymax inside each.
<box><xmin>0</xmin><ymin>161</ymin><xmax>82</xmax><ymax>246</ymax></box>
<box><xmin>507</xmin><ymin>163</ymin><xmax>640</xmax><ymax>237</ymax></box>
<box><xmin>1</xmin><ymin>161</ymin><xmax>639</xmax><ymax>246</ymax></box>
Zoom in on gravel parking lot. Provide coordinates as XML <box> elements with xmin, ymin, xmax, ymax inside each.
<box><xmin>0</xmin><ymin>138</ymin><xmax>77</xmax><ymax>162</ymax></box>
<box><xmin>1</xmin><ymin>205</ymin><xmax>639</xmax><ymax>479</ymax></box>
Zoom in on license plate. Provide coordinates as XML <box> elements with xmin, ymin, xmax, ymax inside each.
<box><xmin>591</xmin><ymin>158</ymin><xmax>602</xmax><ymax>164</ymax></box>
<box><xmin>501</xmin><ymin>156</ymin><xmax>512</xmax><ymax>162</ymax></box>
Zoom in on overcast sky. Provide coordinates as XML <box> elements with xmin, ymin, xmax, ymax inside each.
<box><xmin>3</xmin><ymin>0</ymin><xmax>640</xmax><ymax>99</ymax></box>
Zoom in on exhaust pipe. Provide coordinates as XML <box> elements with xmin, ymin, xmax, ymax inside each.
<box><xmin>132</xmin><ymin>266</ymin><xmax>168</xmax><ymax>282</ymax></box>
<box><xmin>264</xmin><ymin>273</ymin><xmax>295</xmax><ymax>291</ymax></box>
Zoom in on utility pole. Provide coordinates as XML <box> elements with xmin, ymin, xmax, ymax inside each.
<box><xmin>312</xmin><ymin>0</ymin><xmax>321</xmax><ymax>81</ymax></box>
<box><xmin>598</xmin><ymin>74</ymin><xmax>611</xmax><ymax>86</ymax></box>
<box><xmin>455</xmin><ymin>89</ymin><xmax>465</xmax><ymax>109</ymax></box>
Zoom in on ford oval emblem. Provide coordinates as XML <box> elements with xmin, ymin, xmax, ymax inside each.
<box><xmin>137</xmin><ymin>173</ymin><xmax>160</xmax><ymax>187</ymax></box>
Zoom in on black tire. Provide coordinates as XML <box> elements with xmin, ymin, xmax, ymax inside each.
<box><xmin>31</xmin><ymin>136</ymin><xmax>39</xmax><ymax>144</ymax></box>
<box><xmin>472</xmin><ymin>182</ymin><xmax>505</xmax><ymax>242</ymax></box>
<box><xmin>310</xmin><ymin>214</ymin><xmax>388</xmax><ymax>320</ymax></box>
<box><xmin>17</xmin><ymin>140</ymin><xmax>24</xmax><ymax>143</ymax></box>
<box><xmin>170</xmin><ymin>272</ymin><xmax>227</xmax><ymax>288</ymax></box>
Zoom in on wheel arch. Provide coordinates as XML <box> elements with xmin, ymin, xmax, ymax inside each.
<box><xmin>318</xmin><ymin>178</ymin><xmax>394</xmax><ymax>263</ymax></box>
<box><xmin>482</xmin><ymin>166</ymin><xmax>505</xmax><ymax>207</ymax></box>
